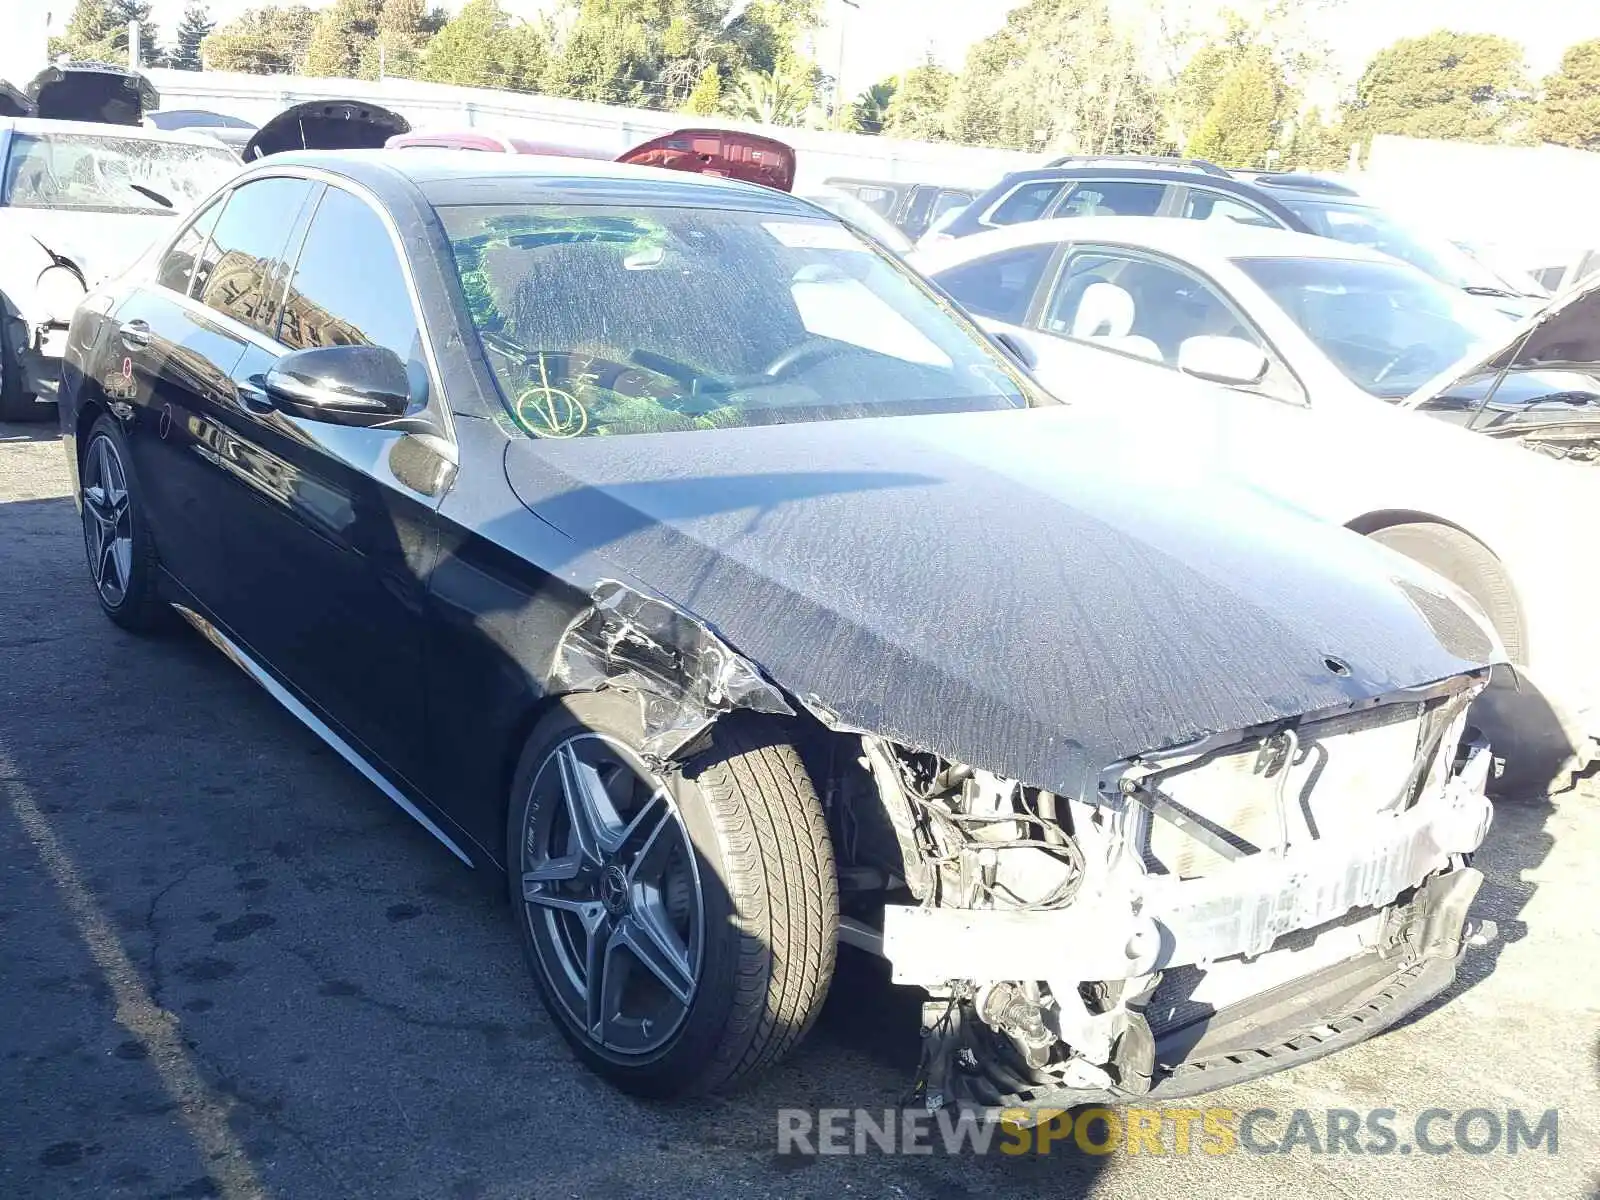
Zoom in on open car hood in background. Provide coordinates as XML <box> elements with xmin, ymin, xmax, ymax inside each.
<box><xmin>1408</xmin><ymin>275</ymin><xmax>1600</xmax><ymax>415</ymax></box>
<box><xmin>615</xmin><ymin>128</ymin><xmax>795</xmax><ymax>192</ymax></box>
<box><xmin>16</xmin><ymin>63</ymin><xmax>159</xmax><ymax>125</ymax></box>
<box><xmin>1405</xmin><ymin>273</ymin><xmax>1600</xmax><ymax>458</ymax></box>
<box><xmin>0</xmin><ymin>81</ymin><xmax>29</xmax><ymax>118</ymax></box>
<box><xmin>244</xmin><ymin>99</ymin><xmax>411</xmax><ymax>161</ymax></box>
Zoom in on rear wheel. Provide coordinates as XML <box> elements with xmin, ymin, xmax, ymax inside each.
<box><xmin>80</xmin><ymin>415</ymin><xmax>166</xmax><ymax>632</ymax></box>
<box><xmin>508</xmin><ymin>691</ymin><xmax>837</xmax><ymax>1097</ymax></box>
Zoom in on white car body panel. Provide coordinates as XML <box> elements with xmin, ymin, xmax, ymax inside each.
<box><xmin>920</xmin><ymin>218</ymin><xmax>1600</xmax><ymax>766</ymax></box>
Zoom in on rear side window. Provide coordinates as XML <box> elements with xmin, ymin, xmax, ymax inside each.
<box><xmin>1181</xmin><ymin>190</ymin><xmax>1280</xmax><ymax>228</ymax></box>
<box><xmin>156</xmin><ymin>195</ymin><xmax>224</xmax><ymax>295</ymax></box>
<box><xmin>930</xmin><ymin>244</ymin><xmax>1054</xmax><ymax>324</ymax></box>
<box><xmin>193</xmin><ymin>177</ymin><xmax>317</xmax><ymax>335</ymax></box>
<box><xmin>1058</xmin><ymin>181</ymin><xmax>1166</xmax><ymax>218</ymax></box>
<box><xmin>987</xmin><ymin>181</ymin><xmax>1067</xmax><ymax>226</ymax></box>
<box><xmin>278</xmin><ymin>188</ymin><xmax>420</xmax><ymax>357</ymax></box>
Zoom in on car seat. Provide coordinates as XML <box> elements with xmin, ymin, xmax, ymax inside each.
<box><xmin>1070</xmin><ymin>282</ymin><xmax>1163</xmax><ymax>361</ymax></box>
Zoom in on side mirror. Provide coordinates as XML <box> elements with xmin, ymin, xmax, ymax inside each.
<box><xmin>992</xmin><ymin>330</ymin><xmax>1038</xmax><ymax>370</ymax></box>
<box><xmin>1177</xmin><ymin>335</ymin><xmax>1269</xmax><ymax>386</ymax></box>
<box><xmin>263</xmin><ymin>344</ymin><xmax>411</xmax><ymax>426</ymax></box>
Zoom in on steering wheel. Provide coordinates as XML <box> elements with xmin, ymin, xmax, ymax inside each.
<box><xmin>1373</xmin><ymin>343</ymin><xmax>1436</xmax><ymax>387</ymax></box>
<box><xmin>761</xmin><ymin>337</ymin><xmax>849</xmax><ymax>381</ymax></box>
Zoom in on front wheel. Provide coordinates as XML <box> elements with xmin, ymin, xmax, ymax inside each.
<box><xmin>508</xmin><ymin>691</ymin><xmax>837</xmax><ymax>1097</ymax></box>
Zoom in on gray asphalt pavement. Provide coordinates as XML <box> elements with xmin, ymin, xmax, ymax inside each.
<box><xmin>1</xmin><ymin>419</ymin><xmax>1596</xmax><ymax>1199</ymax></box>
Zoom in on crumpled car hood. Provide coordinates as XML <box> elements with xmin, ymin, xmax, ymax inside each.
<box><xmin>504</xmin><ymin>406</ymin><xmax>1497</xmax><ymax>797</ymax></box>
<box><xmin>5</xmin><ymin>209</ymin><xmax>176</xmax><ymax>287</ymax></box>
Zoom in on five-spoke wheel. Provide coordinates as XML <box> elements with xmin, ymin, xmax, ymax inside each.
<box><xmin>520</xmin><ymin>733</ymin><xmax>704</xmax><ymax>1056</ymax></box>
<box><xmin>509</xmin><ymin>691</ymin><xmax>838</xmax><ymax>1097</ymax></box>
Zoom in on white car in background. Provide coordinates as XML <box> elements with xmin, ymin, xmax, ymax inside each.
<box><xmin>0</xmin><ymin>66</ymin><xmax>241</xmax><ymax>419</ymax></box>
<box><xmin>913</xmin><ymin>217</ymin><xmax>1600</xmax><ymax>793</ymax></box>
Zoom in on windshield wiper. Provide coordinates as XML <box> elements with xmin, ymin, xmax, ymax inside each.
<box><xmin>129</xmin><ymin>183</ymin><xmax>174</xmax><ymax>209</ymax></box>
<box><xmin>1462</xmin><ymin>285</ymin><xmax>1514</xmax><ymax>299</ymax></box>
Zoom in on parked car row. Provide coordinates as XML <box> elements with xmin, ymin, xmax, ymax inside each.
<box><xmin>4</xmin><ymin>66</ymin><xmax>1584</xmax><ymax>1122</ymax></box>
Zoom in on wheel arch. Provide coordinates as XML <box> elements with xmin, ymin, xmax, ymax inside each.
<box><xmin>1345</xmin><ymin>507</ymin><xmax>1529</xmax><ymax>660</ymax></box>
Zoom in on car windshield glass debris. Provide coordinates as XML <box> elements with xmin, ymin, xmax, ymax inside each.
<box><xmin>441</xmin><ymin>203</ymin><xmax>1034</xmax><ymax>437</ymax></box>
<box><xmin>2</xmin><ymin>132</ymin><xmax>240</xmax><ymax>215</ymax></box>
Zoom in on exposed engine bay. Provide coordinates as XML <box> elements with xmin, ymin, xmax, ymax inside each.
<box><xmin>819</xmin><ymin>673</ymin><xmax>1497</xmax><ymax>1114</ymax></box>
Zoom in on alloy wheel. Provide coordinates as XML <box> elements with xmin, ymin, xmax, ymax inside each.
<box><xmin>81</xmin><ymin>434</ymin><xmax>134</xmax><ymax>608</ymax></box>
<box><xmin>519</xmin><ymin>733</ymin><xmax>705</xmax><ymax>1056</ymax></box>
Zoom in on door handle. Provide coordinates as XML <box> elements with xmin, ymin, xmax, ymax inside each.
<box><xmin>118</xmin><ymin>319</ymin><xmax>151</xmax><ymax>351</ymax></box>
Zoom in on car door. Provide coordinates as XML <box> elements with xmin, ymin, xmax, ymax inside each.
<box><xmin>110</xmin><ymin>181</ymin><xmax>310</xmax><ymax>609</ymax></box>
<box><xmin>210</xmin><ymin>182</ymin><xmax>447</xmax><ymax>788</ymax></box>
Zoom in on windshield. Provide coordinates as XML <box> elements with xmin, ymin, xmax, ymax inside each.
<box><xmin>441</xmin><ymin>203</ymin><xmax>1036</xmax><ymax>438</ymax></box>
<box><xmin>1281</xmin><ymin>197</ymin><xmax>1513</xmax><ymax>294</ymax></box>
<box><xmin>1237</xmin><ymin>255</ymin><xmax>1506</xmax><ymax>399</ymax></box>
<box><xmin>2</xmin><ymin>132</ymin><xmax>239</xmax><ymax>215</ymax></box>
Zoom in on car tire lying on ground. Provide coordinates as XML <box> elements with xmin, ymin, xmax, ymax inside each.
<box><xmin>507</xmin><ymin>691</ymin><xmax>838</xmax><ymax>1097</ymax></box>
<box><xmin>79</xmin><ymin>414</ymin><xmax>169</xmax><ymax>633</ymax></box>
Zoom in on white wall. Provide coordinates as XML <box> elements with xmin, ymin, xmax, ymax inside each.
<box><xmin>145</xmin><ymin>68</ymin><xmax>1043</xmax><ymax>193</ymax></box>
<box><xmin>1359</xmin><ymin>134</ymin><xmax>1600</xmax><ymax>271</ymax></box>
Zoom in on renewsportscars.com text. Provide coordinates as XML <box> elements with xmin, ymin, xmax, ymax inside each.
<box><xmin>776</xmin><ymin>1107</ymin><xmax>1560</xmax><ymax>1157</ymax></box>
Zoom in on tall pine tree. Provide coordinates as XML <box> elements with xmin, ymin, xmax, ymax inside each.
<box><xmin>170</xmin><ymin>3</ymin><xmax>213</xmax><ymax>71</ymax></box>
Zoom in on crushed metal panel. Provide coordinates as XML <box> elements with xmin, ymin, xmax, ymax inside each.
<box><xmin>553</xmin><ymin>579</ymin><xmax>795</xmax><ymax>760</ymax></box>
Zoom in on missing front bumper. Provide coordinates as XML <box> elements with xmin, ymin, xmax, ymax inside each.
<box><xmin>882</xmin><ymin>742</ymin><xmax>1493</xmax><ymax>986</ymax></box>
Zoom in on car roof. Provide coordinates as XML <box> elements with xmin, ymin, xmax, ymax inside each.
<box><xmin>913</xmin><ymin>215</ymin><xmax>1395</xmax><ymax>272</ymax></box>
<box><xmin>252</xmin><ymin>148</ymin><xmax>819</xmax><ymax>214</ymax></box>
<box><xmin>0</xmin><ymin>115</ymin><xmax>232</xmax><ymax>148</ymax></box>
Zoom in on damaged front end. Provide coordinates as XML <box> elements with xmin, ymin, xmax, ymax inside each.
<box><xmin>547</xmin><ymin>581</ymin><xmax>1497</xmax><ymax>1114</ymax></box>
<box><xmin>861</xmin><ymin>673</ymin><xmax>1496</xmax><ymax>1113</ymax></box>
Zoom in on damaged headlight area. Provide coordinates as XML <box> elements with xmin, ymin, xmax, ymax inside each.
<box><xmin>850</xmin><ymin>674</ymin><xmax>1497</xmax><ymax>1115</ymax></box>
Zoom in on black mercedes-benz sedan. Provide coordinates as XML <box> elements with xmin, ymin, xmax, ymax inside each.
<box><xmin>59</xmin><ymin>150</ymin><xmax>1502</xmax><ymax>1113</ymax></box>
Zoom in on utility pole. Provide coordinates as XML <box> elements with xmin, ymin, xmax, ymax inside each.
<box><xmin>128</xmin><ymin>20</ymin><xmax>141</xmax><ymax>69</ymax></box>
<box><xmin>834</xmin><ymin>0</ymin><xmax>859</xmax><ymax>131</ymax></box>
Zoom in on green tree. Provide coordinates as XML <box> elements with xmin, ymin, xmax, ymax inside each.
<box><xmin>720</xmin><ymin>66</ymin><xmax>809</xmax><ymax>125</ymax></box>
<box><xmin>939</xmin><ymin>0</ymin><xmax>1163</xmax><ymax>154</ymax></box>
<box><xmin>1187</xmin><ymin>54</ymin><xmax>1282</xmax><ymax>167</ymax></box>
<box><xmin>848</xmin><ymin>79</ymin><xmax>895</xmax><ymax>134</ymax></box>
<box><xmin>169</xmin><ymin>3</ymin><xmax>214</xmax><ymax>70</ymax></box>
<box><xmin>1534</xmin><ymin>39</ymin><xmax>1600</xmax><ymax>149</ymax></box>
<box><xmin>201</xmin><ymin>5</ymin><xmax>318</xmax><ymax>74</ymax></box>
<box><xmin>51</xmin><ymin>0</ymin><xmax>161</xmax><ymax>65</ymax></box>
<box><xmin>1347</xmin><ymin>31</ymin><xmax>1530</xmax><ymax>144</ymax></box>
<box><xmin>680</xmin><ymin>63</ymin><xmax>723</xmax><ymax>114</ymax></box>
<box><xmin>1280</xmin><ymin>107</ymin><xmax>1351</xmax><ymax>170</ymax></box>
<box><xmin>421</xmin><ymin>0</ymin><xmax>545</xmax><ymax>90</ymax></box>
<box><xmin>305</xmin><ymin>0</ymin><xmax>382</xmax><ymax>78</ymax></box>
<box><xmin>883</xmin><ymin>59</ymin><xmax>953</xmax><ymax>141</ymax></box>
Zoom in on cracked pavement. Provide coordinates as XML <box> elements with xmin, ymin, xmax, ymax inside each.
<box><xmin>1</xmin><ymin>420</ymin><xmax>1597</xmax><ymax>1199</ymax></box>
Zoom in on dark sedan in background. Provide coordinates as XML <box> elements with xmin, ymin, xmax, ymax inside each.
<box><xmin>59</xmin><ymin>149</ymin><xmax>1500</xmax><ymax>1113</ymax></box>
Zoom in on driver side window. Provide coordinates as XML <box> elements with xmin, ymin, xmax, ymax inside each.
<box><xmin>1042</xmin><ymin>247</ymin><xmax>1303</xmax><ymax>402</ymax></box>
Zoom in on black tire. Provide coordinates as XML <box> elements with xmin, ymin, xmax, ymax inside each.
<box><xmin>507</xmin><ymin>691</ymin><xmax>837</xmax><ymax>1097</ymax></box>
<box><xmin>1368</xmin><ymin>522</ymin><xmax>1526</xmax><ymax>663</ymax></box>
<box><xmin>0</xmin><ymin>306</ymin><xmax>40</xmax><ymax>423</ymax></box>
<box><xmin>80</xmin><ymin>414</ymin><xmax>167</xmax><ymax>633</ymax></box>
